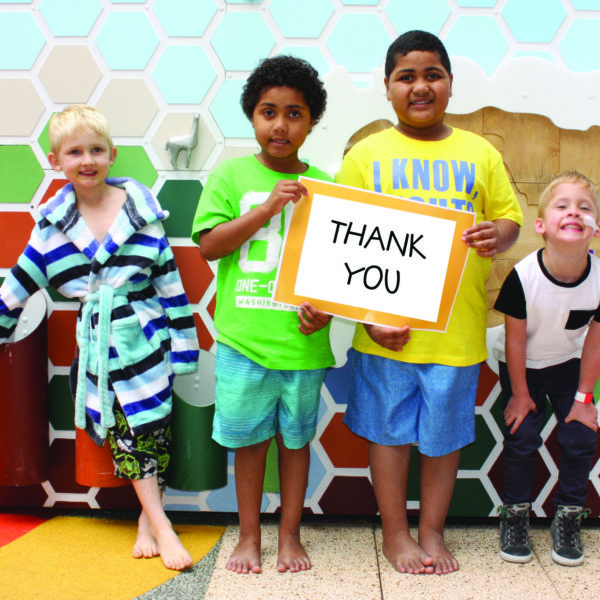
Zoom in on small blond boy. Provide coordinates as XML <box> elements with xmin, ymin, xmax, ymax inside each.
<box><xmin>495</xmin><ymin>171</ymin><xmax>600</xmax><ymax>567</ymax></box>
<box><xmin>0</xmin><ymin>105</ymin><xmax>199</xmax><ymax>570</ymax></box>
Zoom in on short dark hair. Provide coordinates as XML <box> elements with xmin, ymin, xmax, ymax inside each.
<box><xmin>385</xmin><ymin>30</ymin><xmax>452</xmax><ymax>79</ymax></box>
<box><xmin>241</xmin><ymin>55</ymin><xmax>327</xmax><ymax>126</ymax></box>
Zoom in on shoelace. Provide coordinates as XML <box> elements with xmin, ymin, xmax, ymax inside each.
<box><xmin>499</xmin><ymin>508</ymin><xmax>529</xmax><ymax>545</ymax></box>
<box><xmin>555</xmin><ymin>509</ymin><xmax>589</xmax><ymax>548</ymax></box>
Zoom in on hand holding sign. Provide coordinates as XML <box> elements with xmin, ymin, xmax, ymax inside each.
<box><xmin>265</xmin><ymin>180</ymin><xmax>309</xmax><ymax>215</ymax></box>
<box><xmin>364</xmin><ymin>323</ymin><xmax>411</xmax><ymax>352</ymax></box>
<box><xmin>462</xmin><ymin>220</ymin><xmax>501</xmax><ymax>257</ymax></box>
<box><xmin>274</xmin><ymin>178</ymin><xmax>475</xmax><ymax>331</ymax></box>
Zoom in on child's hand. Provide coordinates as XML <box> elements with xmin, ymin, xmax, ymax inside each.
<box><xmin>462</xmin><ymin>221</ymin><xmax>499</xmax><ymax>257</ymax></box>
<box><xmin>264</xmin><ymin>180</ymin><xmax>308</xmax><ymax>216</ymax></box>
<box><xmin>504</xmin><ymin>392</ymin><xmax>537</xmax><ymax>434</ymax></box>
<box><xmin>364</xmin><ymin>323</ymin><xmax>410</xmax><ymax>352</ymax></box>
<box><xmin>565</xmin><ymin>401</ymin><xmax>599</xmax><ymax>432</ymax></box>
<box><xmin>298</xmin><ymin>302</ymin><xmax>332</xmax><ymax>335</ymax></box>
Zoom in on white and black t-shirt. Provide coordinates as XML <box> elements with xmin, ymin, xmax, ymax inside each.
<box><xmin>493</xmin><ymin>248</ymin><xmax>600</xmax><ymax>369</ymax></box>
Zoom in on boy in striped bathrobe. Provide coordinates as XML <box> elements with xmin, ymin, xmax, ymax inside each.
<box><xmin>0</xmin><ymin>105</ymin><xmax>199</xmax><ymax>571</ymax></box>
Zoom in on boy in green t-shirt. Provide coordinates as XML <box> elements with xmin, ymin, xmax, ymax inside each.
<box><xmin>336</xmin><ymin>31</ymin><xmax>523</xmax><ymax>575</ymax></box>
<box><xmin>191</xmin><ymin>56</ymin><xmax>334</xmax><ymax>574</ymax></box>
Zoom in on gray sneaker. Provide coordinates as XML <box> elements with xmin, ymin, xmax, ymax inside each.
<box><xmin>499</xmin><ymin>503</ymin><xmax>533</xmax><ymax>563</ymax></box>
<box><xmin>550</xmin><ymin>505</ymin><xmax>589</xmax><ymax>567</ymax></box>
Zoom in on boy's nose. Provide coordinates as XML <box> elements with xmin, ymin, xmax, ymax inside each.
<box><xmin>272</xmin><ymin>116</ymin><xmax>287</xmax><ymax>131</ymax></box>
<box><xmin>412</xmin><ymin>79</ymin><xmax>429</xmax><ymax>93</ymax></box>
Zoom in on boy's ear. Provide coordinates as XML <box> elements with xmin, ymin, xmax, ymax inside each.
<box><xmin>109</xmin><ymin>146</ymin><xmax>117</xmax><ymax>166</ymax></box>
<box><xmin>47</xmin><ymin>152</ymin><xmax>62</xmax><ymax>172</ymax></box>
<box><xmin>534</xmin><ymin>217</ymin><xmax>546</xmax><ymax>236</ymax></box>
<box><xmin>384</xmin><ymin>77</ymin><xmax>391</xmax><ymax>101</ymax></box>
<box><xmin>594</xmin><ymin>224</ymin><xmax>600</xmax><ymax>238</ymax></box>
<box><xmin>449</xmin><ymin>73</ymin><xmax>454</xmax><ymax>98</ymax></box>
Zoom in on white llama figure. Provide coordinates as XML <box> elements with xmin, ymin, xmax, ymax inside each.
<box><xmin>165</xmin><ymin>113</ymin><xmax>200</xmax><ymax>169</ymax></box>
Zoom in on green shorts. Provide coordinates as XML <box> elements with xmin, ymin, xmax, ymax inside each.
<box><xmin>213</xmin><ymin>342</ymin><xmax>326</xmax><ymax>449</ymax></box>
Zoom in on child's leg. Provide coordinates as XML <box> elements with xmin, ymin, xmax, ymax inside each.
<box><xmin>418</xmin><ymin>450</ymin><xmax>461</xmax><ymax>574</ymax></box>
<box><xmin>106</xmin><ymin>407</ymin><xmax>190</xmax><ymax>570</ymax></box>
<box><xmin>548</xmin><ymin>359</ymin><xmax>597</xmax><ymax>507</ymax></box>
<box><xmin>133</xmin><ymin>504</ymin><xmax>159</xmax><ymax>559</ymax></box>
<box><xmin>370</xmin><ymin>442</ymin><xmax>434</xmax><ymax>574</ymax></box>
<box><xmin>228</xmin><ymin>439</ymin><xmax>271</xmax><ymax>574</ymax></box>
<box><xmin>131</xmin><ymin>476</ymin><xmax>193</xmax><ymax>571</ymax></box>
<box><xmin>275</xmin><ymin>433</ymin><xmax>311</xmax><ymax>573</ymax></box>
<box><xmin>498</xmin><ymin>361</ymin><xmax>546</xmax><ymax>504</ymax></box>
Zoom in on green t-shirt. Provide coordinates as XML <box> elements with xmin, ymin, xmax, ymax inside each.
<box><xmin>192</xmin><ymin>155</ymin><xmax>335</xmax><ymax>370</ymax></box>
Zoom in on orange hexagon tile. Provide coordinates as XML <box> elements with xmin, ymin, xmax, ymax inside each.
<box><xmin>320</xmin><ymin>412</ymin><xmax>369</xmax><ymax>469</ymax></box>
<box><xmin>171</xmin><ymin>246</ymin><xmax>214</xmax><ymax>303</ymax></box>
<box><xmin>193</xmin><ymin>312</ymin><xmax>214</xmax><ymax>352</ymax></box>
<box><xmin>206</xmin><ymin>292</ymin><xmax>216</xmax><ymax>319</ymax></box>
<box><xmin>40</xmin><ymin>179</ymin><xmax>69</xmax><ymax>206</ymax></box>
<box><xmin>0</xmin><ymin>212</ymin><xmax>35</xmax><ymax>267</ymax></box>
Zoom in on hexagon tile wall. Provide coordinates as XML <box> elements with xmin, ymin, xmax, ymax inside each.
<box><xmin>1</xmin><ymin>0</ymin><xmax>600</xmax><ymax>519</ymax></box>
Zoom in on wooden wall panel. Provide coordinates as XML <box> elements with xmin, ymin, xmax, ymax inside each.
<box><xmin>560</xmin><ymin>126</ymin><xmax>600</xmax><ymax>182</ymax></box>
<box><xmin>482</xmin><ymin>108</ymin><xmax>560</xmax><ymax>184</ymax></box>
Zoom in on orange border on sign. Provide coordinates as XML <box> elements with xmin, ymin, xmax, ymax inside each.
<box><xmin>274</xmin><ymin>177</ymin><xmax>475</xmax><ymax>331</ymax></box>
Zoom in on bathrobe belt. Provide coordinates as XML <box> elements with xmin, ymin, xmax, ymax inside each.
<box><xmin>74</xmin><ymin>283</ymin><xmax>136</xmax><ymax>431</ymax></box>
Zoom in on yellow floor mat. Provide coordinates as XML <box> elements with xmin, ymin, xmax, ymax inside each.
<box><xmin>0</xmin><ymin>516</ymin><xmax>224</xmax><ymax>600</ymax></box>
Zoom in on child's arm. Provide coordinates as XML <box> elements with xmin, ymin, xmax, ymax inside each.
<box><xmin>297</xmin><ymin>301</ymin><xmax>332</xmax><ymax>336</ymax></box>
<box><xmin>0</xmin><ymin>226</ymin><xmax>50</xmax><ymax>341</ymax></box>
<box><xmin>462</xmin><ymin>218</ymin><xmax>520</xmax><ymax>258</ymax></box>
<box><xmin>504</xmin><ymin>314</ymin><xmax>537</xmax><ymax>434</ymax></box>
<box><xmin>363</xmin><ymin>324</ymin><xmax>411</xmax><ymax>352</ymax></box>
<box><xmin>199</xmin><ymin>180</ymin><xmax>308</xmax><ymax>261</ymax></box>
<box><xmin>565</xmin><ymin>318</ymin><xmax>600</xmax><ymax>431</ymax></box>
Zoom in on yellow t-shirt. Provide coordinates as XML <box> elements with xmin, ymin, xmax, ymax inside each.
<box><xmin>335</xmin><ymin>126</ymin><xmax>523</xmax><ymax>366</ymax></box>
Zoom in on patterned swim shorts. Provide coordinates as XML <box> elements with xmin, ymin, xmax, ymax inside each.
<box><xmin>107</xmin><ymin>403</ymin><xmax>172</xmax><ymax>490</ymax></box>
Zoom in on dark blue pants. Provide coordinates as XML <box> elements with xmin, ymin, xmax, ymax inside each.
<box><xmin>499</xmin><ymin>359</ymin><xmax>597</xmax><ymax>507</ymax></box>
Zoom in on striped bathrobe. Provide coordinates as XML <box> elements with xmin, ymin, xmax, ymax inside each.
<box><xmin>0</xmin><ymin>177</ymin><xmax>199</xmax><ymax>444</ymax></box>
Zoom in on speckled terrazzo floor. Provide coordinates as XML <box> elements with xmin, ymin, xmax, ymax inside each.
<box><xmin>139</xmin><ymin>518</ymin><xmax>600</xmax><ymax>600</ymax></box>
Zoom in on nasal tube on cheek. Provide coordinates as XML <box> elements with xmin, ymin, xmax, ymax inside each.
<box><xmin>583</xmin><ymin>214</ymin><xmax>598</xmax><ymax>232</ymax></box>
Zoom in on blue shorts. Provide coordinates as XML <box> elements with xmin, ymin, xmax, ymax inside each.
<box><xmin>344</xmin><ymin>351</ymin><xmax>480</xmax><ymax>457</ymax></box>
<box><xmin>213</xmin><ymin>343</ymin><xmax>326</xmax><ymax>450</ymax></box>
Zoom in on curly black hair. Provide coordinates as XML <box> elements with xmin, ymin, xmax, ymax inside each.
<box><xmin>385</xmin><ymin>30</ymin><xmax>452</xmax><ymax>79</ymax></box>
<box><xmin>241</xmin><ymin>55</ymin><xmax>327</xmax><ymax>126</ymax></box>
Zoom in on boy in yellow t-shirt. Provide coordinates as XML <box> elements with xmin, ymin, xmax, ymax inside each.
<box><xmin>336</xmin><ymin>30</ymin><xmax>523</xmax><ymax>575</ymax></box>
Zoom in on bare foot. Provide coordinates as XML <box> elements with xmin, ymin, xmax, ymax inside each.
<box><xmin>277</xmin><ymin>534</ymin><xmax>311</xmax><ymax>573</ymax></box>
<box><xmin>419</xmin><ymin>530</ymin><xmax>458</xmax><ymax>575</ymax></box>
<box><xmin>383</xmin><ymin>530</ymin><xmax>434</xmax><ymax>574</ymax></box>
<box><xmin>133</xmin><ymin>511</ymin><xmax>159</xmax><ymax>559</ymax></box>
<box><xmin>227</xmin><ymin>535</ymin><xmax>262</xmax><ymax>574</ymax></box>
<box><xmin>153</xmin><ymin>525</ymin><xmax>193</xmax><ymax>571</ymax></box>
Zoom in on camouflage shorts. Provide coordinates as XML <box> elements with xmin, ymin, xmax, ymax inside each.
<box><xmin>107</xmin><ymin>403</ymin><xmax>172</xmax><ymax>490</ymax></box>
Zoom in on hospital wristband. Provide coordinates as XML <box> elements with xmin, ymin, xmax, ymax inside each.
<box><xmin>574</xmin><ymin>390</ymin><xmax>594</xmax><ymax>404</ymax></box>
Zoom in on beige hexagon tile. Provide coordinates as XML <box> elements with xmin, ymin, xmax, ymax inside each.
<box><xmin>96</xmin><ymin>79</ymin><xmax>159</xmax><ymax>137</ymax></box>
<box><xmin>209</xmin><ymin>143</ymin><xmax>260</xmax><ymax>170</ymax></box>
<box><xmin>0</xmin><ymin>79</ymin><xmax>44</xmax><ymax>136</ymax></box>
<box><xmin>153</xmin><ymin>112</ymin><xmax>216</xmax><ymax>171</ymax></box>
<box><xmin>39</xmin><ymin>46</ymin><xmax>101</xmax><ymax>104</ymax></box>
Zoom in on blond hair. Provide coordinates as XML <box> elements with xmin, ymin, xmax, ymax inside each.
<box><xmin>538</xmin><ymin>171</ymin><xmax>599</xmax><ymax>218</ymax></box>
<box><xmin>48</xmin><ymin>105</ymin><xmax>113</xmax><ymax>154</ymax></box>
